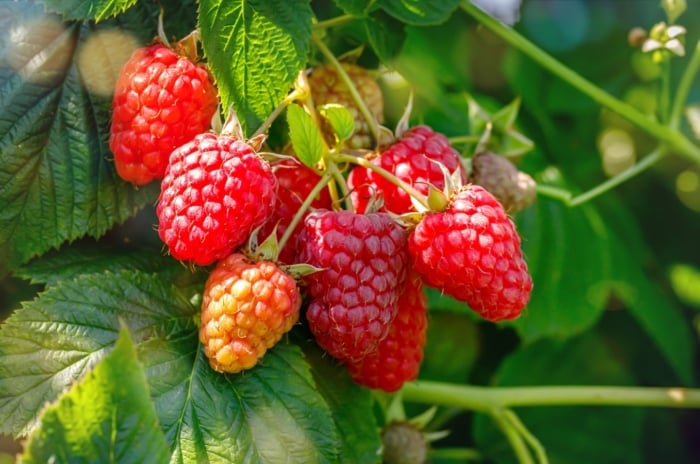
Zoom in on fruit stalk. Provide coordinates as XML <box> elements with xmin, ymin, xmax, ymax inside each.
<box><xmin>500</xmin><ymin>409</ymin><xmax>549</xmax><ymax>464</ymax></box>
<box><xmin>335</xmin><ymin>153</ymin><xmax>430</xmax><ymax>209</ymax></box>
<box><xmin>401</xmin><ymin>381</ymin><xmax>700</xmax><ymax>410</ymax></box>
<box><xmin>277</xmin><ymin>171</ymin><xmax>334</xmax><ymax>253</ymax></box>
<box><xmin>312</xmin><ymin>14</ymin><xmax>355</xmax><ymax>31</ymax></box>
<box><xmin>536</xmin><ymin>147</ymin><xmax>665</xmax><ymax>207</ymax></box>
<box><xmin>490</xmin><ymin>409</ymin><xmax>536</xmax><ymax>464</ymax></box>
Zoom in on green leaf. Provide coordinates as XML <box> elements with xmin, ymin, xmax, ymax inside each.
<box><xmin>491</xmin><ymin>97</ymin><xmax>521</xmax><ymax>131</ymax></box>
<box><xmin>363</xmin><ymin>10</ymin><xmax>407</xmax><ymax>63</ymax></box>
<box><xmin>507</xmin><ymin>198</ymin><xmax>613</xmax><ymax>341</ymax></box>
<box><xmin>198</xmin><ymin>0</ymin><xmax>312</xmax><ymax>135</ymax></box>
<box><xmin>303</xmin><ymin>341</ymin><xmax>381</xmax><ymax>464</ymax></box>
<box><xmin>287</xmin><ymin>104</ymin><xmax>326</xmax><ymax>167</ymax></box>
<box><xmin>20</xmin><ymin>327</ymin><xmax>169</xmax><ymax>464</ymax></box>
<box><xmin>0</xmin><ymin>8</ymin><xmax>159</xmax><ymax>276</ymax></box>
<box><xmin>419</xmin><ymin>312</ymin><xmax>479</xmax><ymax>383</ymax></box>
<box><xmin>0</xmin><ymin>270</ymin><xmax>198</xmax><ymax>436</ymax></box>
<box><xmin>379</xmin><ymin>0</ymin><xmax>460</xmax><ymax>25</ymax></box>
<box><xmin>1</xmin><ymin>268</ymin><xmax>341</xmax><ymax>462</ymax></box>
<box><xmin>333</xmin><ymin>0</ymin><xmax>374</xmax><ymax>17</ymax></box>
<box><xmin>474</xmin><ymin>333</ymin><xmax>645</xmax><ymax>464</ymax></box>
<box><xmin>16</xmin><ymin>242</ymin><xmax>178</xmax><ymax>286</ymax></box>
<box><xmin>594</xmin><ymin>196</ymin><xmax>695</xmax><ymax>384</ymax></box>
<box><xmin>169</xmin><ymin>344</ymin><xmax>339</xmax><ymax>463</ymax></box>
<box><xmin>609</xmin><ymin>234</ymin><xmax>695</xmax><ymax>384</ymax></box>
<box><xmin>37</xmin><ymin>0</ymin><xmax>138</xmax><ymax>21</ymax></box>
<box><xmin>319</xmin><ymin>103</ymin><xmax>355</xmax><ymax>144</ymax></box>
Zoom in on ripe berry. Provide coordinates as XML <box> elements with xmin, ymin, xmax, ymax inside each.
<box><xmin>296</xmin><ymin>210</ymin><xmax>409</xmax><ymax>361</ymax></box>
<box><xmin>469</xmin><ymin>151</ymin><xmax>536</xmax><ymax>213</ymax></box>
<box><xmin>199</xmin><ymin>253</ymin><xmax>301</xmax><ymax>373</ymax></box>
<box><xmin>308</xmin><ymin>62</ymin><xmax>384</xmax><ymax>149</ymax></box>
<box><xmin>347</xmin><ymin>125</ymin><xmax>466</xmax><ymax>214</ymax></box>
<box><xmin>258</xmin><ymin>158</ymin><xmax>332</xmax><ymax>263</ymax></box>
<box><xmin>157</xmin><ymin>133</ymin><xmax>277</xmax><ymax>266</ymax></box>
<box><xmin>110</xmin><ymin>43</ymin><xmax>218</xmax><ymax>185</ymax></box>
<box><xmin>345</xmin><ymin>271</ymin><xmax>427</xmax><ymax>392</ymax></box>
<box><xmin>408</xmin><ymin>185</ymin><xmax>532</xmax><ymax>321</ymax></box>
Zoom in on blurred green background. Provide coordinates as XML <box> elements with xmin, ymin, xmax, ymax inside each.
<box><xmin>2</xmin><ymin>0</ymin><xmax>700</xmax><ymax>462</ymax></box>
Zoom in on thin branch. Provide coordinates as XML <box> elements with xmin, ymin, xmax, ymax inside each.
<box><xmin>460</xmin><ymin>0</ymin><xmax>700</xmax><ymax>164</ymax></box>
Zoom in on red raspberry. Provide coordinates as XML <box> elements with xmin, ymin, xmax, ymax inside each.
<box><xmin>347</xmin><ymin>125</ymin><xmax>466</xmax><ymax>214</ymax></box>
<box><xmin>199</xmin><ymin>253</ymin><xmax>301</xmax><ymax>373</ymax></box>
<box><xmin>110</xmin><ymin>43</ymin><xmax>218</xmax><ymax>185</ymax></box>
<box><xmin>308</xmin><ymin>62</ymin><xmax>384</xmax><ymax>149</ymax></box>
<box><xmin>258</xmin><ymin>158</ymin><xmax>332</xmax><ymax>263</ymax></box>
<box><xmin>296</xmin><ymin>210</ymin><xmax>409</xmax><ymax>361</ymax></box>
<box><xmin>408</xmin><ymin>185</ymin><xmax>532</xmax><ymax>321</ymax></box>
<box><xmin>345</xmin><ymin>271</ymin><xmax>427</xmax><ymax>392</ymax></box>
<box><xmin>157</xmin><ymin>133</ymin><xmax>277</xmax><ymax>266</ymax></box>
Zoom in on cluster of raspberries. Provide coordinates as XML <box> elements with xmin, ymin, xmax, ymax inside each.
<box><xmin>109</xmin><ymin>43</ymin><xmax>533</xmax><ymax>392</ymax></box>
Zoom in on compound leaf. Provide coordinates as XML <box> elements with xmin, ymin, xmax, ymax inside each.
<box><xmin>507</xmin><ymin>198</ymin><xmax>613</xmax><ymax>341</ymax></box>
<box><xmin>168</xmin><ymin>344</ymin><xmax>339</xmax><ymax>463</ymax></box>
<box><xmin>318</xmin><ymin>103</ymin><xmax>355</xmax><ymax>144</ymax></box>
<box><xmin>287</xmin><ymin>103</ymin><xmax>326</xmax><ymax>167</ymax></box>
<box><xmin>37</xmin><ymin>0</ymin><xmax>138</xmax><ymax>21</ymax></box>
<box><xmin>378</xmin><ymin>0</ymin><xmax>460</xmax><ymax>25</ymax></box>
<box><xmin>364</xmin><ymin>10</ymin><xmax>407</xmax><ymax>63</ymax></box>
<box><xmin>0</xmin><ymin>270</ymin><xmax>198</xmax><ymax>437</ymax></box>
<box><xmin>303</xmin><ymin>341</ymin><xmax>381</xmax><ymax>463</ymax></box>
<box><xmin>21</xmin><ymin>327</ymin><xmax>169</xmax><ymax>464</ymax></box>
<box><xmin>0</xmin><ymin>5</ymin><xmax>160</xmax><ymax>277</ymax></box>
<box><xmin>333</xmin><ymin>0</ymin><xmax>374</xmax><ymax>17</ymax></box>
<box><xmin>198</xmin><ymin>0</ymin><xmax>312</xmax><ymax>135</ymax></box>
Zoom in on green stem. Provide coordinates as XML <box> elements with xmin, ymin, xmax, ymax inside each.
<box><xmin>670</xmin><ymin>40</ymin><xmax>700</xmax><ymax>129</ymax></box>
<box><xmin>277</xmin><ymin>171</ymin><xmax>333</xmax><ymax>253</ymax></box>
<box><xmin>428</xmin><ymin>447</ymin><xmax>483</xmax><ymax>461</ymax></box>
<box><xmin>503</xmin><ymin>410</ymin><xmax>549</xmax><ymax>464</ymax></box>
<box><xmin>327</xmin><ymin>160</ymin><xmax>352</xmax><ymax>210</ymax></box>
<box><xmin>460</xmin><ymin>0</ymin><xmax>700</xmax><ymax>164</ymax></box>
<box><xmin>401</xmin><ymin>381</ymin><xmax>700</xmax><ymax>410</ymax></box>
<box><xmin>448</xmin><ymin>135</ymin><xmax>481</xmax><ymax>145</ymax></box>
<box><xmin>312</xmin><ymin>14</ymin><xmax>355</xmax><ymax>31</ymax></box>
<box><xmin>659</xmin><ymin>60</ymin><xmax>671</xmax><ymax>124</ymax></box>
<box><xmin>334</xmin><ymin>153</ymin><xmax>430</xmax><ymax>209</ymax></box>
<box><xmin>491</xmin><ymin>409</ymin><xmax>535</xmax><ymax>464</ymax></box>
<box><xmin>312</xmin><ymin>35</ymin><xmax>380</xmax><ymax>145</ymax></box>
<box><xmin>252</xmin><ymin>95</ymin><xmax>293</xmax><ymax>138</ymax></box>
<box><xmin>537</xmin><ymin>147</ymin><xmax>666</xmax><ymax>206</ymax></box>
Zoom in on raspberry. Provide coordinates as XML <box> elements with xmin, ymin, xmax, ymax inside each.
<box><xmin>347</xmin><ymin>125</ymin><xmax>466</xmax><ymax>214</ymax></box>
<box><xmin>296</xmin><ymin>210</ymin><xmax>409</xmax><ymax>361</ymax></box>
<box><xmin>157</xmin><ymin>133</ymin><xmax>277</xmax><ymax>266</ymax></box>
<box><xmin>258</xmin><ymin>158</ymin><xmax>332</xmax><ymax>263</ymax></box>
<box><xmin>469</xmin><ymin>151</ymin><xmax>536</xmax><ymax>213</ymax></box>
<box><xmin>199</xmin><ymin>253</ymin><xmax>301</xmax><ymax>373</ymax></box>
<box><xmin>381</xmin><ymin>421</ymin><xmax>428</xmax><ymax>464</ymax></box>
<box><xmin>308</xmin><ymin>62</ymin><xmax>384</xmax><ymax>149</ymax></box>
<box><xmin>345</xmin><ymin>271</ymin><xmax>427</xmax><ymax>392</ymax></box>
<box><xmin>408</xmin><ymin>185</ymin><xmax>532</xmax><ymax>321</ymax></box>
<box><xmin>110</xmin><ymin>43</ymin><xmax>218</xmax><ymax>185</ymax></box>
